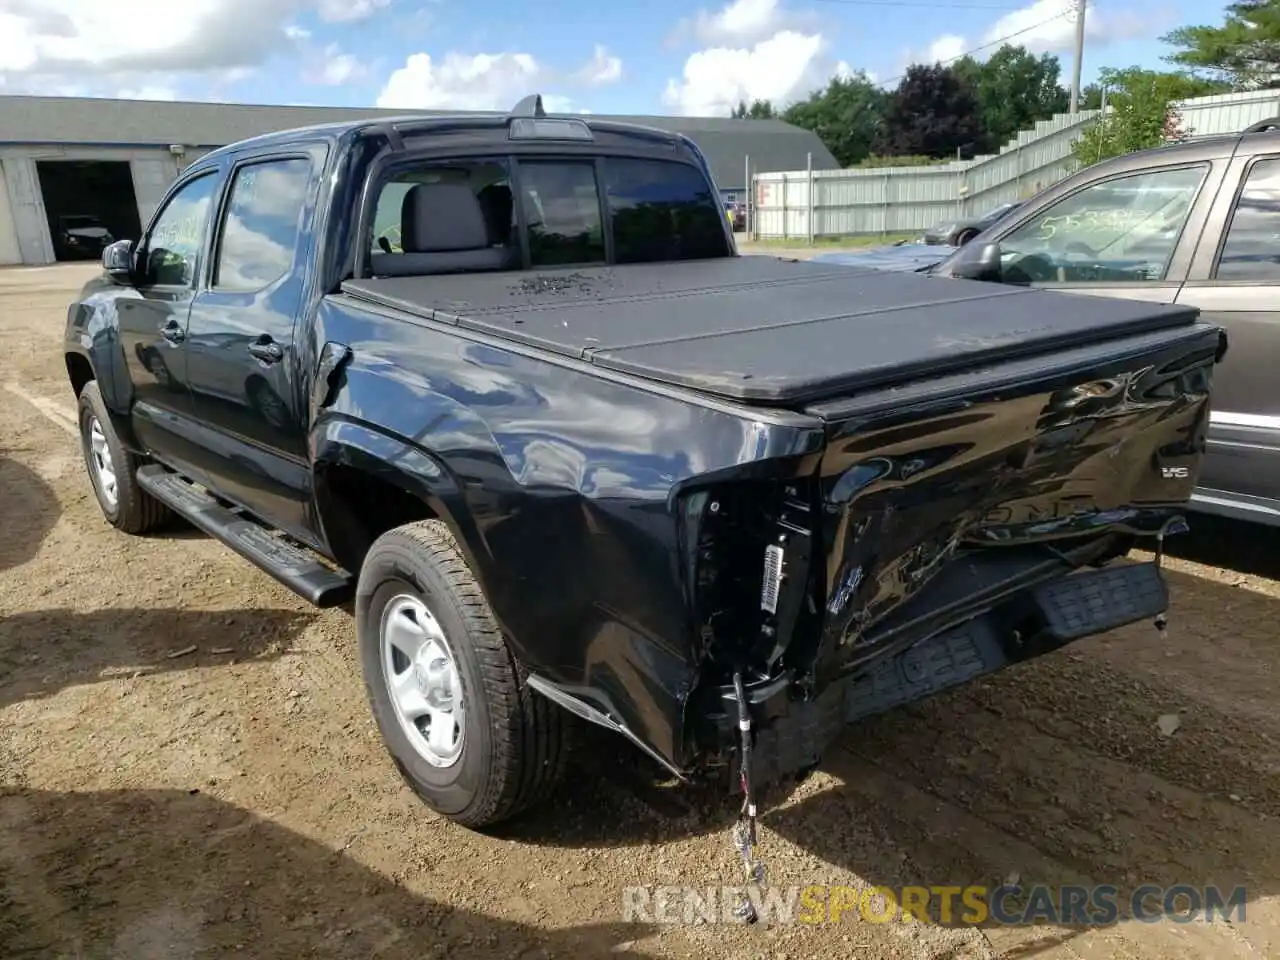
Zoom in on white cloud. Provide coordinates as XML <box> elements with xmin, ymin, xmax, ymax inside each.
<box><xmin>692</xmin><ymin>0</ymin><xmax>782</xmax><ymax>44</ymax></box>
<box><xmin>542</xmin><ymin>95</ymin><xmax>579</xmax><ymax>113</ymax></box>
<box><xmin>670</xmin><ymin>0</ymin><xmax>825</xmax><ymax>46</ymax></box>
<box><xmin>377</xmin><ymin>51</ymin><xmax>542</xmax><ymax>110</ymax></box>
<box><xmin>909</xmin><ymin>0</ymin><xmax>1149</xmax><ymax>72</ymax></box>
<box><xmin>983</xmin><ymin>0</ymin><xmax>1145</xmax><ymax>54</ymax></box>
<box><xmin>0</xmin><ymin>1</ymin><xmax>289</xmax><ymax>75</ymax></box>
<box><xmin>663</xmin><ymin>0</ymin><xmax>850</xmax><ymax>115</ymax></box>
<box><xmin>308</xmin><ymin>43</ymin><xmax>368</xmax><ymax>86</ymax></box>
<box><xmin>376</xmin><ymin>43</ymin><xmax>613</xmax><ymax>111</ymax></box>
<box><xmin>0</xmin><ymin>67</ymin><xmax>194</xmax><ymax>100</ymax></box>
<box><xmin>315</xmin><ymin>0</ymin><xmax>389</xmax><ymax>22</ymax></box>
<box><xmin>576</xmin><ymin>45</ymin><xmax>622</xmax><ymax>86</ymax></box>
<box><xmin>662</xmin><ymin>29</ymin><xmax>831</xmax><ymax>116</ymax></box>
<box><xmin>0</xmin><ymin>0</ymin><xmax>388</xmax><ymax>97</ymax></box>
<box><xmin>928</xmin><ymin>35</ymin><xmax>968</xmax><ymax>64</ymax></box>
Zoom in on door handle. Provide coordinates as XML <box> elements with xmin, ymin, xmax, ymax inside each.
<box><xmin>248</xmin><ymin>338</ymin><xmax>284</xmax><ymax>363</ymax></box>
<box><xmin>160</xmin><ymin>320</ymin><xmax>184</xmax><ymax>344</ymax></box>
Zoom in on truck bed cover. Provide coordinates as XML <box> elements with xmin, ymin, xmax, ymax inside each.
<box><xmin>340</xmin><ymin>256</ymin><xmax>1199</xmax><ymax>405</ymax></box>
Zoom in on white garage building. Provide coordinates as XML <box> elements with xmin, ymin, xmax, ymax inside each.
<box><xmin>0</xmin><ymin>95</ymin><xmax>838</xmax><ymax>266</ymax></box>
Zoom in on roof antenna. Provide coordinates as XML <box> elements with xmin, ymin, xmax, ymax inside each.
<box><xmin>510</xmin><ymin>94</ymin><xmax>546</xmax><ymax>119</ymax></box>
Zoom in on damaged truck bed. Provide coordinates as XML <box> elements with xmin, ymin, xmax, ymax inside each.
<box><xmin>341</xmin><ymin>256</ymin><xmax>1225</xmax><ymax>783</ymax></box>
<box><xmin>69</xmin><ymin>107</ymin><xmax>1226</xmax><ymax>832</ymax></box>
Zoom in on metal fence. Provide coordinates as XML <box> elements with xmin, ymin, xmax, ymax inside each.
<box><xmin>750</xmin><ymin>88</ymin><xmax>1280</xmax><ymax>240</ymax></box>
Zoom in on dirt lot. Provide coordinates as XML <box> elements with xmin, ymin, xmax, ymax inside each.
<box><xmin>2</xmin><ymin>262</ymin><xmax>1280</xmax><ymax>959</ymax></box>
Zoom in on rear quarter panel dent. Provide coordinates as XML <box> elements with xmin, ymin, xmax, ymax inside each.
<box><xmin>314</xmin><ymin>298</ymin><xmax>822</xmax><ymax>766</ymax></box>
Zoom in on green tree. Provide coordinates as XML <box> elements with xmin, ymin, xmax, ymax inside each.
<box><xmin>730</xmin><ymin>99</ymin><xmax>778</xmax><ymax>119</ymax></box>
<box><xmin>1079</xmin><ymin>82</ymin><xmax>1105</xmax><ymax>110</ymax></box>
<box><xmin>953</xmin><ymin>45</ymin><xmax>1070</xmax><ymax>152</ymax></box>
<box><xmin>1071</xmin><ymin>67</ymin><xmax>1227</xmax><ymax>166</ymax></box>
<box><xmin>780</xmin><ymin>72</ymin><xmax>887</xmax><ymax>167</ymax></box>
<box><xmin>1162</xmin><ymin>0</ymin><xmax>1280</xmax><ymax>87</ymax></box>
<box><xmin>873</xmin><ymin>63</ymin><xmax>983</xmax><ymax>159</ymax></box>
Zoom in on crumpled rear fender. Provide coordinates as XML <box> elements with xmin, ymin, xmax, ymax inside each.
<box><xmin>308</xmin><ymin>294</ymin><xmax>825</xmax><ymax>770</ymax></box>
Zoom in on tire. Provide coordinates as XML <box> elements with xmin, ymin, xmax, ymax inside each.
<box><xmin>76</xmin><ymin>381</ymin><xmax>172</xmax><ymax>534</ymax></box>
<box><xmin>955</xmin><ymin>228</ymin><xmax>978</xmax><ymax>246</ymax></box>
<box><xmin>355</xmin><ymin>519</ymin><xmax>569</xmax><ymax>828</ymax></box>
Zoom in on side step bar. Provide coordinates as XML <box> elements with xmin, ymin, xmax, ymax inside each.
<box><xmin>137</xmin><ymin>465</ymin><xmax>353</xmax><ymax>607</ymax></box>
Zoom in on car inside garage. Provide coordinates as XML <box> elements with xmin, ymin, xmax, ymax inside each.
<box><xmin>36</xmin><ymin>160</ymin><xmax>142</xmax><ymax>261</ymax></box>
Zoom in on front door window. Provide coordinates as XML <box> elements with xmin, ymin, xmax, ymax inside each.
<box><xmin>996</xmin><ymin>165</ymin><xmax>1208</xmax><ymax>284</ymax></box>
<box><xmin>144</xmin><ymin>174</ymin><xmax>219</xmax><ymax>287</ymax></box>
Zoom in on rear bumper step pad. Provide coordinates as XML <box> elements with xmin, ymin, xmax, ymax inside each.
<box><xmin>1033</xmin><ymin>561</ymin><xmax>1167</xmax><ymax>642</ymax></box>
<box><xmin>742</xmin><ymin>561</ymin><xmax>1168</xmax><ymax>785</ymax></box>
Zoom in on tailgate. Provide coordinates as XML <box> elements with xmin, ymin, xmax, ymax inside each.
<box><xmin>803</xmin><ymin>320</ymin><xmax>1224</xmax><ymax>675</ymax></box>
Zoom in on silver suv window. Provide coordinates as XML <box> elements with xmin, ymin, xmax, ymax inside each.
<box><xmin>996</xmin><ymin>165</ymin><xmax>1208</xmax><ymax>283</ymax></box>
<box><xmin>1216</xmin><ymin>157</ymin><xmax>1280</xmax><ymax>281</ymax></box>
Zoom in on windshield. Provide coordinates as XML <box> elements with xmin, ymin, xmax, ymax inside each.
<box><xmin>368</xmin><ymin>155</ymin><xmax>730</xmax><ymax>278</ymax></box>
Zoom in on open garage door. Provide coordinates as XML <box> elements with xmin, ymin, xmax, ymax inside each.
<box><xmin>36</xmin><ymin>161</ymin><xmax>143</xmax><ymax>262</ymax></box>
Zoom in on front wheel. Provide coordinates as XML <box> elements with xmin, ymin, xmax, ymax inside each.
<box><xmin>77</xmin><ymin>381</ymin><xmax>172</xmax><ymax>534</ymax></box>
<box><xmin>355</xmin><ymin>519</ymin><xmax>570</xmax><ymax>828</ymax></box>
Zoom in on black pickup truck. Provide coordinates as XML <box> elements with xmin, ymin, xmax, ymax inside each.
<box><xmin>64</xmin><ymin>96</ymin><xmax>1225</xmax><ymax>831</ymax></box>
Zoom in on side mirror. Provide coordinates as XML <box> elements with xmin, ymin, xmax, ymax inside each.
<box><xmin>102</xmin><ymin>239</ymin><xmax>136</xmax><ymax>284</ymax></box>
<box><xmin>936</xmin><ymin>239</ymin><xmax>1003</xmax><ymax>283</ymax></box>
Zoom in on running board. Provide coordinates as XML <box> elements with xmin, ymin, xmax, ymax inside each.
<box><xmin>136</xmin><ymin>465</ymin><xmax>354</xmax><ymax>607</ymax></box>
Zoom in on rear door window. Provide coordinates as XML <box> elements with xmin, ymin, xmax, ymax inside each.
<box><xmin>1215</xmin><ymin>157</ymin><xmax>1280</xmax><ymax>281</ymax></box>
<box><xmin>373</xmin><ymin>161</ymin><xmax>514</xmax><ymax>255</ymax></box>
<box><xmin>366</xmin><ymin>153</ymin><xmax>730</xmax><ymax>276</ymax></box>
<box><xmin>605</xmin><ymin>158</ymin><xmax>730</xmax><ymax>263</ymax></box>
<box><xmin>517</xmin><ymin>161</ymin><xmax>606</xmax><ymax>267</ymax></box>
<box><xmin>213</xmin><ymin>156</ymin><xmax>312</xmax><ymax>291</ymax></box>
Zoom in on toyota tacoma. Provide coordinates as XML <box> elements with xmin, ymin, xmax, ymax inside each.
<box><xmin>64</xmin><ymin>96</ymin><xmax>1226</xmax><ymax>835</ymax></box>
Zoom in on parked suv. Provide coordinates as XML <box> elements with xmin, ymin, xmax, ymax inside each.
<box><xmin>817</xmin><ymin>118</ymin><xmax>1280</xmax><ymax>529</ymax></box>
<box><xmin>54</xmin><ymin>214</ymin><xmax>114</xmax><ymax>261</ymax></box>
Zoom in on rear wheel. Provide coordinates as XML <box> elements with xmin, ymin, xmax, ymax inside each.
<box><xmin>955</xmin><ymin>228</ymin><xmax>979</xmax><ymax>246</ymax></box>
<box><xmin>355</xmin><ymin>519</ymin><xmax>570</xmax><ymax>827</ymax></box>
<box><xmin>77</xmin><ymin>381</ymin><xmax>171</xmax><ymax>534</ymax></box>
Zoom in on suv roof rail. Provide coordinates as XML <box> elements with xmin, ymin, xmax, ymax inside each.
<box><xmin>1243</xmin><ymin>117</ymin><xmax>1280</xmax><ymax>133</ymax></box>
<box><xmin>509</xmin><ymin>94</ymin><xmax>547</xmax><ymax>119</ymax></box>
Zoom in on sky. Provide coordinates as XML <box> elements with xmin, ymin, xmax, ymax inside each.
<box><xmin>0</xmin><ymin>0</ymin><xmax>1231</xmax><ymax>119</ymax></box>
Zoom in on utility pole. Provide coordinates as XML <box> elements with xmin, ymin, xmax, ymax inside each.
<box><xmin>1069</xmin><ymin>0</ymin><xmax>1087</xmax><ymax>113</ymax></box>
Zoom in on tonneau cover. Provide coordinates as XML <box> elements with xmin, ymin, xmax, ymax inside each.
<box><xmin>339</xmin><ymin>256</ymin><xmax>1199</xmax><ymax>405</ymax></box>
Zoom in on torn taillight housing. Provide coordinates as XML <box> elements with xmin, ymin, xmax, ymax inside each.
<box><xmin>674</xmin><ymin>476</ymin><xmax>820</xmax><ymax>679</ymax></box>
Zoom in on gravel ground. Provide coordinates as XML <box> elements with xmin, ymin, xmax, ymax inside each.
<box><xmin>2</xmin><ymin>262</ymin><xmax>1279</xmax><ymax>959</ymax></box>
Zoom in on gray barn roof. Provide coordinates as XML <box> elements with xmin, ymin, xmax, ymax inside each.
<box><xmin>0</xmin><ymin>95</ymin><xmax>840</xmax><ymax>187</ymax></box>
